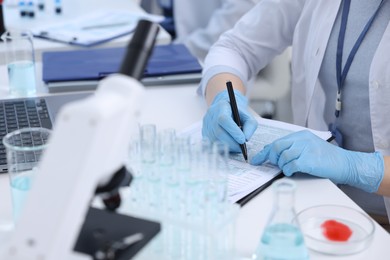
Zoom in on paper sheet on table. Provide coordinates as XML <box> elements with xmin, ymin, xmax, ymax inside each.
<box><xmin>180</xmin><ymin>117</ymin><xmax>332</xmax><ymax>203</ymax></box>
<box><xmin>31</xmin><ymin>10</ymin><xmax>164</xmax><ymax>47</ymax></box>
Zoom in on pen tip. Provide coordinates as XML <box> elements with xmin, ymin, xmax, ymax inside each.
<box><xmin>245</xmin><ymin>159</ymin><xmax>248</xmax><ymax>163</ymax></box>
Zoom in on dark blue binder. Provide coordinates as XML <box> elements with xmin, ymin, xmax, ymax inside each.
<box><xmin>42</xmin><ymin>44</ymin><xmax>202</xmax><ymax>84</ymax></box>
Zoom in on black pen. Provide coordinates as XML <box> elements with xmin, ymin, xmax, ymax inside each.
<box><xmin>226</xmin><ymin>80</ymin><xmax>248</xmax><ymax>163</ymax></box>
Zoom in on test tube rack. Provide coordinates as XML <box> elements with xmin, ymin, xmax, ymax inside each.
<box><xmin>121</xmin><ymin>125</ymin><xmax>241</xmax><ymax>259</ymax></box>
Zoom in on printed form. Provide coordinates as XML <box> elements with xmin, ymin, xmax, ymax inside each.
<box><xmin>31</xmin><ymin>10</ymin><xmax>163</xmax><ymax>46</ymax></box>
<box><xmin>181</xmin><ymin>117</ymin><xmax>332</xmax><ymax>203</ymax></box>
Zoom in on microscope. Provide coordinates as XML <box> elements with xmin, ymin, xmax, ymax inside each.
<box><xmin>1</xmin><ymin>20</ymin><xmax>161</xmax><ymax>260</ymax></box>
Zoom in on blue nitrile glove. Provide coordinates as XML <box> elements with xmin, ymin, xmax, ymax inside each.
<box><xmin>251</xmin><ymin>130</ymin><xmax>384</xmax><ymax>193</ymax></box>
<box><xmin>202</xmin><ymin>90</ymin><xmax>258</xmax><ymax>152</ymax></box>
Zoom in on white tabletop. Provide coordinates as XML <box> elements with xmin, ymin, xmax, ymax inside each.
<box><xmin>135</xmin><ymin>85</ymin><xmax>390</xmax><ymax>260</ymax></box>
<box><xmin>126</xmin><ymin>85</ymin><xmax>390</xmax><ymax>260</ymax></box>
<box><xmin>0</xmin><ymin>0</ymin><xmax>171</xmax><ymax>63</ymax></box>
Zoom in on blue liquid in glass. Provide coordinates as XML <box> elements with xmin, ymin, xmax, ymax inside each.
<box><xmin>256</xmin><ymin>223</ymin><xmax>308</xmax><ymax>260</ymax></box>
<box><xmin>7</xmin><ymin>60</ymin><xmax>36</xmax><ymax>96</ymax></box>
<box><xmin>10</xmin><ymin>173</ymin><xmax>33</xmax><ymax>222</ymax></box>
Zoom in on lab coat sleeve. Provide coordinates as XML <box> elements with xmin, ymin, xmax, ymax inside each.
<box><xmin>179</xmin><ymin>0</ymin><xmax>261</xmax><ymax>62</ymax></box>
<box><xmin>199</xmin><ymin>0</ymin><xmax>306</xmax><ymax>96</ymax></box>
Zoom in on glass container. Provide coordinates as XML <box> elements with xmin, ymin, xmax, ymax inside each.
<box><xmin>253</xmin><ymin>178</ymin><xmax>309</xmax><ymax>260</ymax></box>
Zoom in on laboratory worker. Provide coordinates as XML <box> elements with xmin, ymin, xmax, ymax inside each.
<box><xmin>200</xmin><ymin>0</ymin><xmax>390</xmax><ymax>226</ymax></box>
<box><xmin>155</xmin><ymin>0</ymin><xmax>261</xmax><ymax>62</ymax></box>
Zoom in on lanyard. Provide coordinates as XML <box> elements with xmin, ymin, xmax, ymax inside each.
<box><xmin>335</xmin><ymin>0</ymin><xmax>385</xmax><ymax>117</ymax></box>
<box><xmin>158</xmin><ymin>0</ymin><xmax>173</xmax><ymax>9</ymax></box>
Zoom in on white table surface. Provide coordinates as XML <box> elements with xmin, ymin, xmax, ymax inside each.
<box><xmin>0</xmin><ymin>0</ymin><xmax>171</xmax><ymax>63</ymax></box>
<box><xmin>125</xmin><ymin>85</ymin><xmax>390</xmax><ymax>260</ymax></box>
<box><xmin>0</xmin><ymin>61</ymin><xmax>389</xmax><ymax>259</ymax></box>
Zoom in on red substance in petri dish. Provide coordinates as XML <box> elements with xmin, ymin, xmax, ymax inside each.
<box><xmin>321</xmin><ymin>220</ymin><xmax>353</xmax><ymax>242</ymax></box>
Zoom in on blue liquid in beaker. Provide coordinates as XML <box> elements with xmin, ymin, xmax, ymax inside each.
<box><xmin>7</xmin><ymin>60</ymin><xmax>36</xmax><ymax>96</ymax></box>
<box><xmin>10</xmin><ymin>173</ymin><xmax>33</xmax><ymax>221</ymax></box>
<box><xmin>256</xmin><ymin>223</ymin><xmax>308</xmax><ymax>260</ymax></box>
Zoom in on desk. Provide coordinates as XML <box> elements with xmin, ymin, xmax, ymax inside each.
<box><xmin>0</xmin><ymin>0</ymin><xmax>171</xmax><ymax>63</ymax></box>
<box><xmin>0</xmin><ymin>61</ymin><xmax>389</xmax><ymax>259</ymax></box>
<box><xmin>135</xmin><ymin>86</ymin><xmax>390</xmax><ymax>260</ymax></box>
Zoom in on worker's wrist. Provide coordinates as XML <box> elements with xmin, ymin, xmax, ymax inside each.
<box><xmin>346</xmin><ymin>151</ymin><xmax>384</xmax><ymax>193</ymax></box>
<box><xmin>212</xmin><ymin>89</ymin><xmax>248</xmax><ymax>107</ymax></box>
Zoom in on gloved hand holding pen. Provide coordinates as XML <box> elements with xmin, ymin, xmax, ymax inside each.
<box><xmin>251</xmin><ymin>130</ymin><xmax>385</xmax><ymax>193</ymax></box>
<box><xmin>202</xmin><ymin>89</ymin><xmax>258</xmax><ymax>153</ymax></box>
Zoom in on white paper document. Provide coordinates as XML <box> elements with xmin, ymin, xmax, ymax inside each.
<box><xmin>180</xmin><ymin>117</ymin><xmax>332</xmax><ymax>204</ymax></box>
<box><xmin>31</xmin><ymin>10</ymin><xmax>164</xmax><ymax>46</ymax></box>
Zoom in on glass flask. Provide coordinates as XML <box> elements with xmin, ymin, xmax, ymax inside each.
<box><xmin>253</xmin><ymin>179</ymin><xmax>309</xmax><ymax>260</ymax></box>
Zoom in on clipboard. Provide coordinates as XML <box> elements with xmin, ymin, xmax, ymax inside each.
<box><xmin>180</xmin><ymin>119</ymin><xmax>334</xmax><ymax>207</ymax></box>
<box><xmin>236</xmin><ymin>135</ymin><xmax>336</xmax><ymax>207</ymax></box>
<box><xmin>236</xmin><ymin>173</ymin><xmax>283</xmax><ymax>206</ymax></box>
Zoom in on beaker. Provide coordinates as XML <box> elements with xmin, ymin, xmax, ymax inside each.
<box><xmin>253</xmin><ymin>178</ymin><xmax>309</xmax><ymax>260</ymax></box>
<box><xmin>1</xmin><ymin>29</ymin><xmax>37</xmax><ymax>97</ymax></box>
<box><xmin>3</xmin><ymin>127</ymin><xmax>51</xmax><ymax>222</ymax></box>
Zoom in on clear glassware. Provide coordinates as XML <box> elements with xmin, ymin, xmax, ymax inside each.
<box><xmin>140</xmin><ymin>124</ymin><xmax>157</xmax><ymax>165</ymax></box>
<box><xmin>3</xmin><ymin>127</ymin><xmax>51</xmax><ymax>222</ymax></box>
<box><xmin>158</xmin><ymin>128</ymin><xmax>176</xmax><ymax>184</ymax></box>
<box><xmin>253</xmin><ymin>179</ymin><xmax>309</xmax><ymax>260</ymax></box>
<box><xmin>209</xmin><ymin>141</ymin><xmax>229</xmax><ymax>204</ymax></box>
<box><xmin>1</xmin><ymin>29</ymin><xmax>37</xmax><ymax>97</ymax></box>
<box><xmin>139</xmin><ymin>124</ymin><xmax>159</xmax><ymax>210</ymax></box>
<box><xmin>158</xmin><ymin>129</ymin><xmax>177</xmax><ymax>214</ymax></box>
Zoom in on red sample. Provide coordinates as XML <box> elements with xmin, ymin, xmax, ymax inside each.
<box><xmin>321</xmin><ymin>219</ymin><xmax>353</xmax><ymax>242</ymax></box>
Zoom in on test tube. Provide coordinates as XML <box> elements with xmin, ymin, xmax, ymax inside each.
<box><xmin>175</xmin><ymin>136</ymin><xmax>191</xmax><ymax>172</ymax></box>
<box><xmin>127</xmin><ymin>138</ymin><xmax>142</xmax><ymax>178</ymax></box>
<box><xmin>140</xmin><ymin>124</ymin><xmax>157</xmax><ymax>165</ymax></box>
<box><xmin>193</xmin><ymin>138</ymin><xmax>213</xmax><ymax>196</ymax></box>
<box><xmin>139</xmin><ymin>124</ymin><xmax>160</xmax><ymax>211</ymax></box>
<box><xmin>192</xmin><ymin>138</ymin><xmax>212</xmax><ymax>184</ymax></box>
<box><xmin>158</xmin><ymin>129</ymin><xmax>176</xmax><ymax>169</ymax></box>
<box><xmin>211</xmin><ymin>141</ymin><xmax>229</xmax><ymax>204</ymax></box>
<box><xmin>158</xmin><ymin>129</ymin><xmax>177</xmax><ymax>214</ymax></box>
<box><xmin>175</xmin><ymin>136</ymin><xmax>192</xmax><ymax>217</ymax></box>
<box><xmin>127</xmin><ymin>138</ymin><xmax>144</xmax><ymax>208</ymax></box>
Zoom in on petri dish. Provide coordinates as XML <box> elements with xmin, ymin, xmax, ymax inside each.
<box><xmin>295</xmin><ymin>205</ymin><xmax>375</xmax><ymax>255</ymax></box>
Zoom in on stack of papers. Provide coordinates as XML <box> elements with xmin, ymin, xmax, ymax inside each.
<box><xmin>180</xmin><ymin>117</ymin><xmax>332</xmax><ymax>205</ymax></box>
<box><xmin>31</xmin><ymin>10</ymin><xmax>164</xmax><ymax>47</ymax></box>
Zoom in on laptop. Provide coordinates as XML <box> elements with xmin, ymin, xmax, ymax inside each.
<box><xmin>0</xmin><ymin>92</ymin><xmax>91</xmax><ymax>173</ymax></box>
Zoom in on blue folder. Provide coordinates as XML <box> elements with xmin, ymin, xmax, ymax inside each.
<box><xmin>42</xmin><ymin>44</ymin><xmax>202</xmax><ymax>84</ymax></box>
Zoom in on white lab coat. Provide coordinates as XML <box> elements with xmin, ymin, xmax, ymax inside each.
<box><xmin>201</xmin><ymin>0</ymin><xmax>390</xmax><ymax>221</ymax></box>
<box><xmin>173</xmin><ymin>0</ymin><xmax>260</xmax><ymax>62</ymax></box>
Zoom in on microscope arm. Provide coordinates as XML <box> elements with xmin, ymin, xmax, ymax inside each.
<box><xmin>1</xmin><ymin>19</ymin><xmax>159</xmax><ymax>260</ymax></box>
<box><xmin>2</xmin><ymin>74</ymin><xmax>145</xmax><ymax>260</ymax></box>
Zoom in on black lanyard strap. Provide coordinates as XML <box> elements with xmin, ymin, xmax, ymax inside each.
<box><xmin>335</xmin><ymin>0</ymin><xmax>385</xmax><ymax>117</ymax></box>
